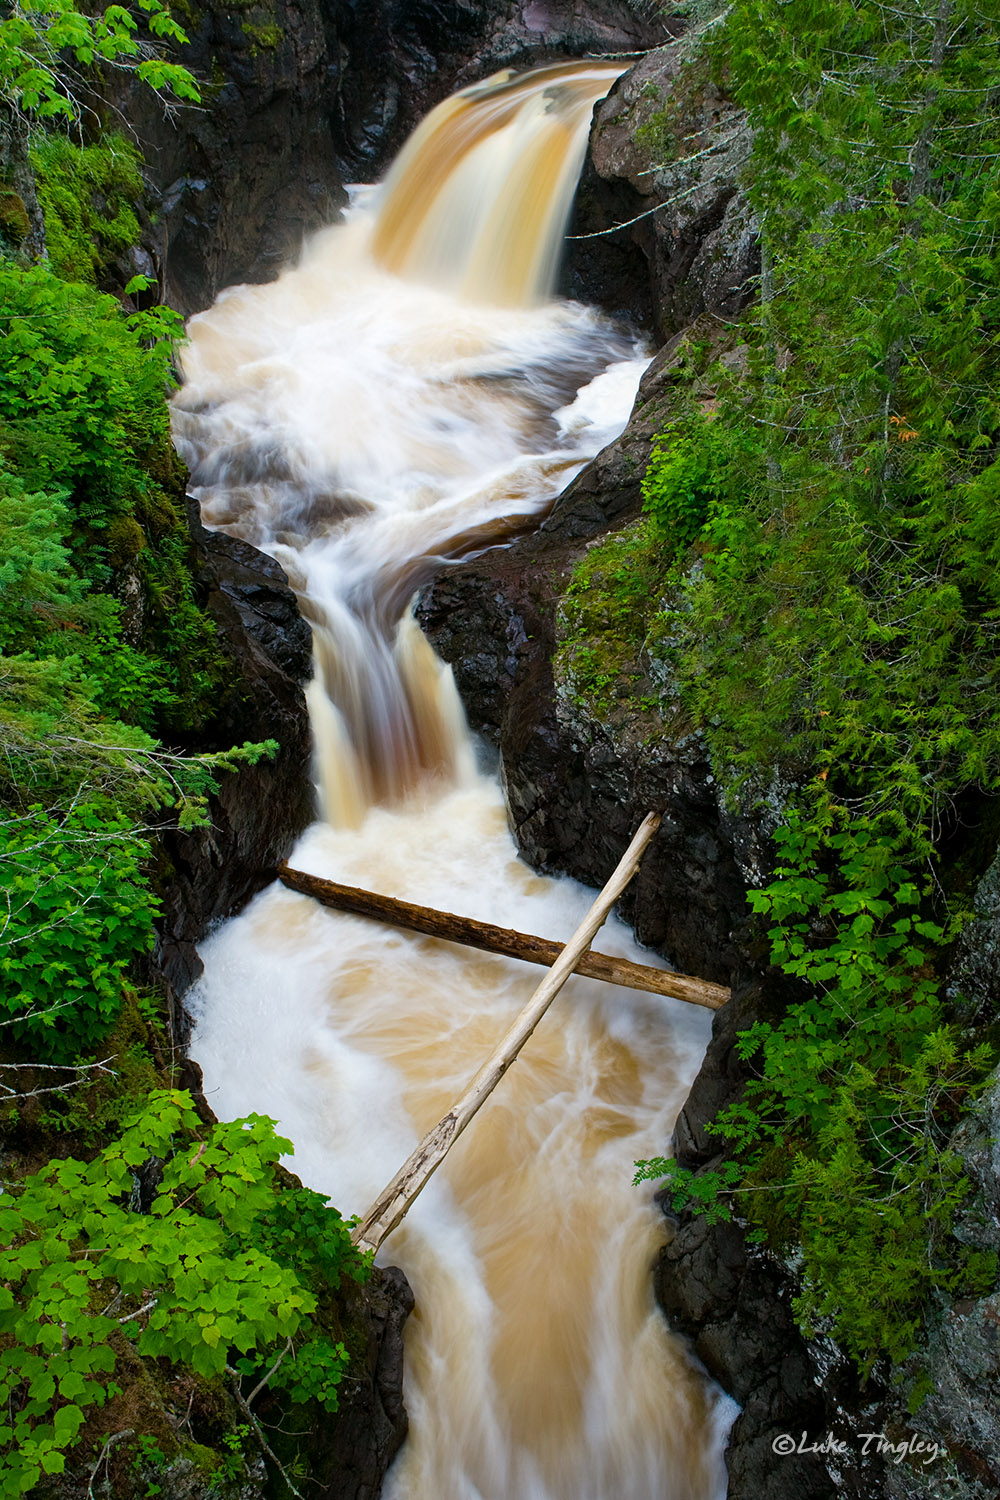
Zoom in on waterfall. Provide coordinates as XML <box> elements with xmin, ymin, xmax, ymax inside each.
<box><xmin>372</xmin><ymin>62</ymin><xmax>626</xmax><ymax>307</ymax></box>
<box><xmin>177</xmin><ymin>59</ymin><xmax>735</xmax><ymax>1500</ymax></box>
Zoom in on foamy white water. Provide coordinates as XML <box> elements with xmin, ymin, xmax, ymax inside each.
<box><xmin>179</xmin><ymin>59</ymin><xmax>735</xmax><ymax>1500</ymax></box>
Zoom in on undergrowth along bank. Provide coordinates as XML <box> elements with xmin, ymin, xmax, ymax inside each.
<box><xmin>560</xmin><ymin>0</ymin><xmax>1000</xmax><ymax>1375</ymax></box>
<box><xmin>1</xmin><ymin>8</ymin><xmax>379</xmax><ymax>1493</ymax></box>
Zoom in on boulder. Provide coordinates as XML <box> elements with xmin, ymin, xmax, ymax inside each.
<box><xmin>563</xmin><ymin>38</ymin><xmax>758</xmax><ymax>339</ymax></box>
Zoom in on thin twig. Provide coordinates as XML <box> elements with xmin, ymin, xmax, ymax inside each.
<box><xmin>246</xmin><ymin>1337</ymin><xmax>295</xmax><ymax>1408</ymax></box>
<box><xmin>226</xmin><ymin>1366</ymin><xmax>304</xmax><ymax>1500</ymax></box>
<box><xmin>88</xmin><ymin>1429</ymin><xmax>134</xmax><ymax>1500</ymax></box>
<box><xmin>118</xmin><ymin>1297</ymin><xmax>158</xmax><ymax>1325</ymax></box>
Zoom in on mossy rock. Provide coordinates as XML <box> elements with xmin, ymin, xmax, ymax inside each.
<box><xmin>243</xmin><ymin>20</ymin><xmax>283</xmax><ymax>52</ymax></box>
<box><xmin>108</xmin><ymin>514</ymin><xmax>147</xmax><ymax>566</ymax></box>
<box><xmin>0</xmin><ymin>188</ymin><xmax>31</xmax><ymax>245</ymax></box>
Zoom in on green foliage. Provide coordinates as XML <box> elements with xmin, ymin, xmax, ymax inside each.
<box><xmin>0</xmin><ymin>257</ymin><xmax>277</xmax><ymax>1065</ymax></box>
<box><xmin>251</xmin><ymin>1182</ymin><xmax>370</xmax><ymax>1297</ymax></box>
<box><xmin>0</xmin><ymin>257</ymin><xmax>231</xmax><ymax>743</ymax></box>
<box><xmin>638</xmin><ymin>1009</ymin><xmax>996</xmax><ymax>1370</ymax></box>
<box><xmin>678</xmin><ymin>0</ymin><xmax>1000</xmax><ymax>833</ymax></box>
<box><xmin>0</xmin><ymin>465</ymin><xmax>84</xmax><ymax>648</ymax></box>
<box><xmin>0</xmin><ymin>807</ymin><xmax>155</xmax><ymax>1060</ymax></box>
<box><xmin>636</xmin><ymin>799</ymin><xmax>999</xmax><ymax>1366</ymax></box>
<box><xmin>0</xmin><ymin>1091</ymin><xmax>369</xmax><ymax>1494</ymax></box>
<box><xmin>731</xmin><ymin>805</ymin><xmax>978</xmax><ymax>1126</ymax></box>
<box><xmin>641</xmin><ymin>413</ymin><xmax>748</xmax><ymax>552</ymax></box>
<box><xmin>31</xmin><ymin>131</ymin><xmax>144</xmax><ymax>285</ymax></box>
<box><xmin>0</xmin><ymin>48</ymin><xmax>340</xmax><ymax>1488</ymax></box>
<box><xmin>555</xmin><ymin>520</ymin><xmax>666</xmax><ymax>714</ymax></box>
<box><xmin>211</xmin><ymin>1426</ymin><xmax>252</xmax><ymax>1486</ymax></box>
<box><xmin>32</xmin><ymin>987</ymin><xmax>167</xmax><ymax>1145</ymax></box>
<box><xmin>633</xmin><ymin>1154</ymin><xmax>741</xmax><ymax>1226</ymax></box>
<box><xmin>0</xmin><ymin>261</ymin><xmax>179</xmax><ymax>537</ymax></box>
<box><xmin>267</xmin><ymin>1335</ymin><xmax>350</xmax><ymax>1412</ymax></box>
<box><xmin>629</xmin><ymin>0</ymin><xmax>1000</xmax><ymax>1371</ymax></box>
<box><xmin>0</xmin><ymin>0</ymin><xmax>198</xmax><ymax>121</ymax></box>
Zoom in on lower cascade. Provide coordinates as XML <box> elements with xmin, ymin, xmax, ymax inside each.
<box><xmin>175</xmin><ymin>61</ymin><xmax>736</xmax><ymax>1500</ymax></box>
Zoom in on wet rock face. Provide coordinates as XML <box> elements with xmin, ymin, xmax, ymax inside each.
<box><xmin>419</xmin><ymin>330</ymin><xmax>746</xmax><ymax>983</ymax></box>
<box><xmin>660</xmin><ymin>974</ymin><xmax>894</xmax><ymax>1500</ymax></box>
<box><xmin>563</xmin><ymin>42</ymin><xmax>758</xmax><ymax>340</ymax></box>
<box><xmin>308</xmin><ymin>1264</ymin><xmax>414</xmax><ymax>1500</ymax></box>
<box><xmin>124</xmin><ymin>0</ymin><xmax>667</xmax><ymax>315</ymax></box>
<box><xmin>948</xmin><ymin>849</ymin><xmax>1000</xmax><ymax>1028</ymax></box>
<box><xmin>117</xmin><ymin>0</ymin><xmax>342</xmax><ymax>316</ymax></box>
<box><xmin>0</xmin><ymin>104</ymin><xmax>46</xmax><ymax>260</ymax></box>
<box><xmin>154</xmin><ymin>503</ymin><xmax>315</xmax><ymax>1012</ymax></box>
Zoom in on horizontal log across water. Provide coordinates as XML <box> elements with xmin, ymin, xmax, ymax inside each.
<box><xmin>277</xmin><ymin>862</ymin><xmax>730</xmax><ymax>1011</ymax></box>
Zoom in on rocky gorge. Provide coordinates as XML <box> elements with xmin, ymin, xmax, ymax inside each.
<box><xmin>5</xmin><ymin>3</ymin><xmax>998</xmax><ymax>1497</ymax></box>
<box><xmin>419</xmin><ymin>32</ymin><xmax>1000</xmax><ymax>1500</ymax></box>
<box><xmin>147</xmin><ymin>17</ymin><xmax>1000</xmax><ymax>1500</ymax></box>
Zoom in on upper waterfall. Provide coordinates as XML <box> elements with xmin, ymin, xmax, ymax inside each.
<box><xmin>371</xmin><ymin>61</ymin><xmax>625</xmax><ymax>307</ymax></box>
<box><xmin>172</xmin><ymin>60</ymin><xmax>646</xmax><ymax>828</ymax></box>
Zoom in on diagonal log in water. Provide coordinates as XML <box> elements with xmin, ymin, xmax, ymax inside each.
<box><xmin>352</xmin><ymin>813</ymin><xmax>663</xmax><ymax>1253</ymax></box>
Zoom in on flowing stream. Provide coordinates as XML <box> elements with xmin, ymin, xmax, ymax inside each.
<box><xmin>176</xmin><ymin>60</ymin><xmax>735</xmax><ymax>1500</ymax></box>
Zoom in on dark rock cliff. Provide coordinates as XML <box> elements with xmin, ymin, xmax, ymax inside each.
<box><xmin>154</xmin><ymin>501</ymin><xmax>316</xmax><ymax>1015</ymax></box>
<box><xmin>303</xmin><ymin>1264</ymin><xmax>414</xmax><ymax>1500</ymax></box>
<box><xmin>0</xmin><ymin>105</ymin><xmax>46</xmax><ymax>260</ymax></box>
<box><xmin>562</xmin><ymin>39</ymin><xmax>758</xmax><ymax>337</ymax></box>
<box><xmin>418</xmin><ymin>329</ymin><xmax>747</xmax><ymax>981</ymax></box>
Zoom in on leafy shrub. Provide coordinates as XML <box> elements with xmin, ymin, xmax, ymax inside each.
<box><xmin>641</xmin><ymin>414</ymin><xmax>737</xmax><ymax>551</ymax></box>
<box><xmin>0</xmin><ymin>807</ymin><xmax>155</xmax><ymax>1060</ymax></box>
<box><xmin>0</xmin><ymin>466</ymin><xmax>84</xmax><ymax>650</ymax></box>
<box><xmin>0</xmin><ymin>1091</ymin><xmax>369</xmax><ymax>1495</ymax></box>
<box><xmin>0</xmin><ymin>259</ymin><xmax>229</xmax><ymax>737</ymax></box>
<box><xmin>0</xmin><ymin>0</ymin><xmax>198</xmax><ymax>121</ymax></box>
<box><xmin>0</xmin><ymin>262</ymin><xmax>178</xmax><ymax>538</ymax></box>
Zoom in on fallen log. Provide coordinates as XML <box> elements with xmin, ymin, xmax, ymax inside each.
<box><xmin>350</xmin><ymin>811</ymin><xmax>664</xmax><ymax>1254</ymax></box>
<box><xmin>277</xmin><ymin>864</ymin><xmax>730</xmax><ymax>1012</ymax></box>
